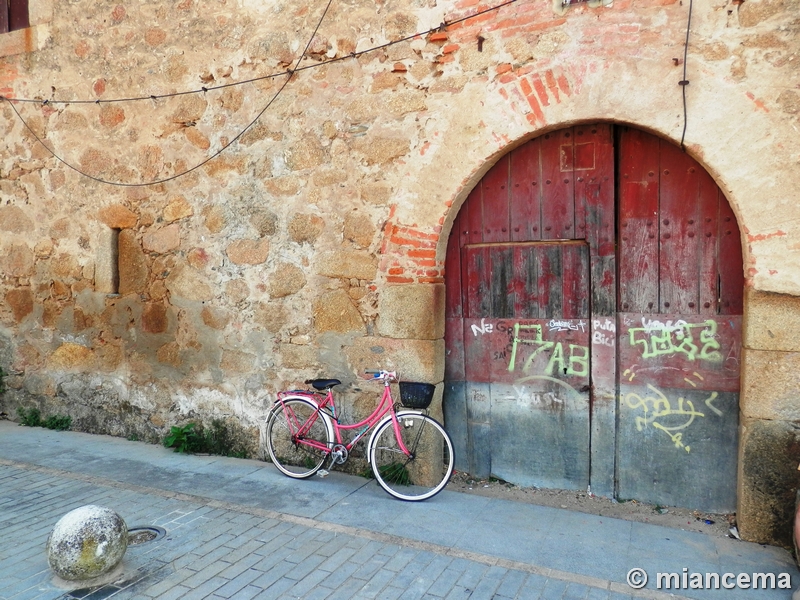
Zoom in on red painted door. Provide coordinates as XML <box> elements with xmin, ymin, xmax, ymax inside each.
<box><xmin>615</xmin><ymin>128</ymin><xmax>743</xmax><ymax>511</ymax></box>
<box><xmin>444</xmin><ymin>125</ymin><xmax>614</xmax><ymax>491</ymax></box>
<box><xmin>444</xmin><ymin>125</ymin><xmax>743</xmax><ymax>510</ymax></box>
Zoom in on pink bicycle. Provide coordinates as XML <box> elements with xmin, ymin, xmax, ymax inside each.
<box><xmin>265</xmin><ymin>370</ymin><xmax>454</xmax><ymax>501</ymax></box>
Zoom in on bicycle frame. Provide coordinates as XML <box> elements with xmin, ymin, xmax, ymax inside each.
<box><xmin>274</xmin><ymin>375</ymin><xmax>414</xmax><ymax>458</ymax></box>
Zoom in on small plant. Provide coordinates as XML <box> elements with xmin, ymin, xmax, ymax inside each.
<box><xmin>0</xmin><ymin>365</ymin><xmax>6</xmax><ymax>397</ymax></box>
<box><xmin>163</xmin><ymin>423</ymin><xmax>199</xmax><ymax>453</ymax></box>
<box><xmin>17</xmin><ymin>407</ymin><xmax>71</xmax><ymax>430</ymax></box>
<box><xmin>163</xmin><ymin>419</ymin><xmax>251</xmax><ymax>457</ymax></box>
<box><xmin>44</xmin><ymin>415</ymin><xmax>72</xmax><ymax>431</ymax></box>
<box><xmin>379</xmin><ymin>461</ymin><xmax>411</xmax><ymax>486</ymax></box>
<box><xmin>17</xmin><ymin>406</ymin><xmax>42</xmax><ymax>427</ymax></box>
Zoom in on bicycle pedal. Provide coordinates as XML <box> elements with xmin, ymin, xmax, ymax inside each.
<box><xmin>317</xmin><ymin>469</ymin><xmax>329</xmax><ymax>478</ymax></box>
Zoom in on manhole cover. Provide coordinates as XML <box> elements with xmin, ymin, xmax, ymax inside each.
<box><xmin>127</xmin><ymin>526</ymin><xmax>166</xmax><ymax>546</ymax></box>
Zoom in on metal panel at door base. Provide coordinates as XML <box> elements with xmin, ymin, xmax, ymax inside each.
<box><xmin>616</xmin><ymin>384</ymin><xmax>738</xmax><ymax>512</ymax></box>
<box><xmin>461</xmin><ymin>316</ymin><xmax>591</xmax><ymax>490</ymax></box>
<box><xmin>615</xmin><ymin>314</ymin><xmax>741</xmax><ymax>512</ymax></box>
<box><xmin>490</xmin><ymin>379</ymin><xmax>589</xmax><ymax>489</ymax></box>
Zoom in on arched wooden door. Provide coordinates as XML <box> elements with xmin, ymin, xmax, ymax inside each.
<box><xmin>443</xmin><ymin>125</ymin><xmax>743</xmax><ymax>511</ymax></box>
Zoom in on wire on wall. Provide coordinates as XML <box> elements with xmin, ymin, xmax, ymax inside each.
<box><xmin>679</xmin><ymin>0</ymin><xmax>693</xmax><ymax>151</ymax></box>
<box><xmin>3</xmin><ymin>0</ymin><xmax>519</xmax><ymax>106</ymax></box>
<box><xmin>1</xmin><ymin>0</ymin><xmax>336</xmax><ymax>187</ymax></box>
<box><xmin>0</xmin><ymin>0</ymin><xmax>520</xmax><ymax>187</ymax></box>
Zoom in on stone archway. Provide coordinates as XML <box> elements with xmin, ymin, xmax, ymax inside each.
<box><xmin>442</xmin><ymin>124</ymin><xmax>743</xmax><ymax>512</ymax></box>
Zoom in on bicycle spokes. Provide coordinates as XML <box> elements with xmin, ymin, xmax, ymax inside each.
<box><xmin>266</xmin><ymin>398</ymin><xmax>333</xmax><ymax>479</ymax></box>
<box><xmin>369</xmin><ymin>413</ymin><xmax>454</xmax><ymax>501</ymax></box>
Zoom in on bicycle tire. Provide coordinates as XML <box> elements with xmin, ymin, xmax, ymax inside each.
<box><xmin>266</xmin><ymin>397</ymin><xmax>333</xmax><ymax>479</ymax></box>
<box><xmin>368</xmin><ymin>412</ymin><xmax>454</xmax><ymax>501</ymax></box>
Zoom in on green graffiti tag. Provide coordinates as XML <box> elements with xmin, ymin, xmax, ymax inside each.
<box><xmin>507</xmin><ymin>323</ymin><xmax>589</xmax><ymax>377</ymax></box>
<box><xmin>628</xmin><ymin>319</ymin><xmax>722</xmax><ymax>363</ymax></box>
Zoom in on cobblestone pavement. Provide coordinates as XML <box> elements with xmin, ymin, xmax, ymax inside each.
<box><xmin>0</xmin><ymin>422</ymin><xmax>795</xmax><ymax>600</ymax></box>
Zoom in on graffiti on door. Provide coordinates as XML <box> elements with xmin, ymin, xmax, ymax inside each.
<box><xmin>627</xmin><ymin>318</ymin><xmax>722</xmax><ymax>363</ymax></box>
<box><xmin>506</xmin><ymin>322</ymin><xmax>589</xmax><ymax>377</ymax></box>
<box><xmin>620</xmin><ymin>383</ymin><xmax>723</xmax><ymax>453</ymax></box>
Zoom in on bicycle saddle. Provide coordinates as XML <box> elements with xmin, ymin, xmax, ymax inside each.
<box><xmin>304</xmin><ymin>378</ymin><xmax>341</xmax><ymax>391</ymax></box>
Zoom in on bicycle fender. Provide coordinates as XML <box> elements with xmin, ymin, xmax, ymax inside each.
<box><xmin>365</xmin><ymin>410</ymin><xmax>426</xmax><ymax>463</ymax></box>
<box><xmin>269</xmin><ymin>394</ymin><xmax>335</xmax><ymax>443</ymax></box>
<box><xmin>274</xmin><ymin>391</ymin><xmax>319</xmax><ymax>406</ymax></box>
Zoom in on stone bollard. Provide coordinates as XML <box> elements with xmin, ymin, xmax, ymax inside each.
<box><xmin>46</xmin><ymin>505</ymin><xmax>128</xmax><ymax>581</ymax></box>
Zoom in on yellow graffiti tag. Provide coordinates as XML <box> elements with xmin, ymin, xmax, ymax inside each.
<box><xmin>628</xmin><ymin>320</ymin><xmax>722</xmax><ymax>363</ymax></box>
<box><xmin>622</xmin><ymin>384</ymin><xmax>720</xmax><ymax>453</ymax></box>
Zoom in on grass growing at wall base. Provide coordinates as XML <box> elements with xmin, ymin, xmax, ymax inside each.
<box><xmin>163</xmin><ymin>419</ymin><xmax>250</xmax><ymax>458</ymax></box>
<box><xmin>16</xmin><ymin>407</ymin><xmax>72</xmax><ymax>431</ymax></box>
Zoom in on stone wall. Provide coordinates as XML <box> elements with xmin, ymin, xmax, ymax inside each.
<box><xmin>1</xmin><ymin>0</ymin><xmax>799</xmax><ymax>543</ymax></box>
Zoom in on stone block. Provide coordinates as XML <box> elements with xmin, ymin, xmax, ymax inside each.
<box><xmin>95</xmin><ymin>344</ymin><xmax>123</xmax><ymax>372</ymax></box>
<box><xmin>171</xmin><ymin>95</ymin><xmax>207</xmax><ymax>124</ymax></box>
<box><xmin>163</xmin><ymin>196</ymin><xmax>194</xmax><ymax>222</ymax></box>
<box><xmin>4</xmin><ymin>244</ymin><xmax>34</xmax><ymax>277</ymax></box>
<box><xmin>359</xmin><ymin>182</ymin><xmax>392</xmax><ymax>206</ymax></box>
<box><xmin>738</xmin><ymin>417</ymin><xmax>800</xmax><ymax>548</ymax></box>
<box><xmin>279</xmin><ymin>343</ymin><xmax>317</xmax><ymax>369</ymax></box>
<box><xmin>350</xmin><ymin>135</ymin><xmax>410</xmax><ymax>166</ymax></box>
<box><xmin>165</xmin><ymin>265</ymin><xmax>213</xmax><ymax>302</ymax></box>
<box><xmin>50</xmin><ymin>253</ymin><xmax>81</xmax><ymax>280</ymax></box>
<box><xmin>221</xmin><ymin>349</ymin><xmax>256</xmax><ymax>372</ymax></box>
<box><xmin>0</xmin><ymin>205</ymin><xmax>34</xmax><ymax>232</ymax></box>
<box><xmin>157</xmin><ymin>342</ymin><xmax>181</xmax><ymax>367</ymax></box>
<box><xmin>743</xmin><ymin>289</ymin><xmax>800</xmax><ymax>352</ymax></box>
<box><xmin>201</xmin><ymin>306</ymin><xmax>230</xmax><ymax>330</ymax></box>
<box><xmin>288</xmin><ymin>214</ymin><xmax>324</xmax><ymax>244</ymax></box>
<box><xmin>269</xmin><ymin>263</ymin><xmax>306</xmax><ymax>298</ymax></box>
<box><xmin>316</xmin><ymin>250</ymin><xmax>377</xmax><ymax>280</ymax></box>
<box><xmin>253</xmin><ymin>302</ymin><xmax>286</xmax><ymax>333</ymax></box>
<box><xmin>12</xmin><ymin>342</ymin><xmax>42</xmax><ymax>372</ymax></box>
<box><xmin>226</xmin><ymin>238</ymin><xmax>269</xmax><ymax>265</ymax></box>
<box><xmin>248</xmin><ymin>208</ymin><xmax>278</xmax><ymax>237</ymax></box>
<box><xmin>343</xmin><ymin>212</ymin><xmax>376</xmax><ymax>248</ymax></box>
<box><xmin>141</xmin><ymin>302</ymin><xmax>170</xmax><ymax>334</ymax></box>
<box><xmin>226</xmin><ymin>279</ymin><xmax>250</xmax><ymax>305</ymax></box>
<box><xmin>49</xmin><ymin>343</ymin><xmax>93</xmax><ymax>370</ymax></box>
<box><xmin>142</xmin><ymin>223</ymin><xmax>181</xmax><ymax>254</ymax></box>
<box><xmin>185</xmin><ymin>127</ymin><xmax>210</xmax><ymax>150</ymax></box>
<box><xmin>741</xmin><ymin>347</ymin><xmax>800</xmax><ymax>421</ymax></box>
<box><xmin>118</xmin><ymin>230</ymin><xmax>148</xmax><ymax>296</ymax></box>
<box><xmin>264</xmin><ymin>176</ymin><xmax>301</xmax><ymax>197</ymax></box>
<box><xmin>5</xmin><ymin>288</ymin><xmax>33</xmax><ymax>323</ymax></box>
<box><xmin>377</xmin><ymin>283</ymin><xmax>445</xmax><ymax>340</ymax></box>
<box><xmin>344</xmin><ymin>336</ymin><xmax>444</xmax><ymax>384</ymax></box>
<box><xmin>313</xmin><ymin>289</ymin><xmax>364</xmax><ymax>333</ymax></box>
<box><xmin>99</xmin><ymin>104</ymin><xmax>125</xmax><ymax>128</ymax></box>
<box><xmin>285</xmin><ymin>135</ymin><xmax>326</xmax><ymax>171</ymax></box>
<box><xmin>34</xmin><ymin>238</ymin><xmax>54</xmax><ymax>258</ymax></box>
<box><xmin>202</xmin><ymin>205</ymin><xmax>226</xmax><ymax>233</ymax></box>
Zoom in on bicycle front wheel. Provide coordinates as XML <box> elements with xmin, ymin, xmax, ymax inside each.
<box><xmin>266</xmin><ymin>398</ymin><xmax>333</xmax><ymax>479</ymax></box>
<box><xmin>368</xmin><ymin>412</ymin><xmax>454</xmax><ymax>501</ymax></box>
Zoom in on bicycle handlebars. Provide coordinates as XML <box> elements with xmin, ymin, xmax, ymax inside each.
<box><xmin>364</xmin><ymin>369</ymin><xmax>397</xmax><ymax>382</ymax></box>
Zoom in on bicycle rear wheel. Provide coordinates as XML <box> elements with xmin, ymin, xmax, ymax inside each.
<box><xmin>266</xmin><ymin>397</ymin><xmax>333</xmax><ymax>479</ymax></box>
<box><xmin>368</xmin><ymin>412</ymin><xmax>454</xmax><ymax>501</ymax></box>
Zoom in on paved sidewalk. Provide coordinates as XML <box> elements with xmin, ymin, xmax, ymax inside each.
<box><xmin>0</xmin><ymin>420</ymin><xmax>795</xmax><ymax>600</ymax></box>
